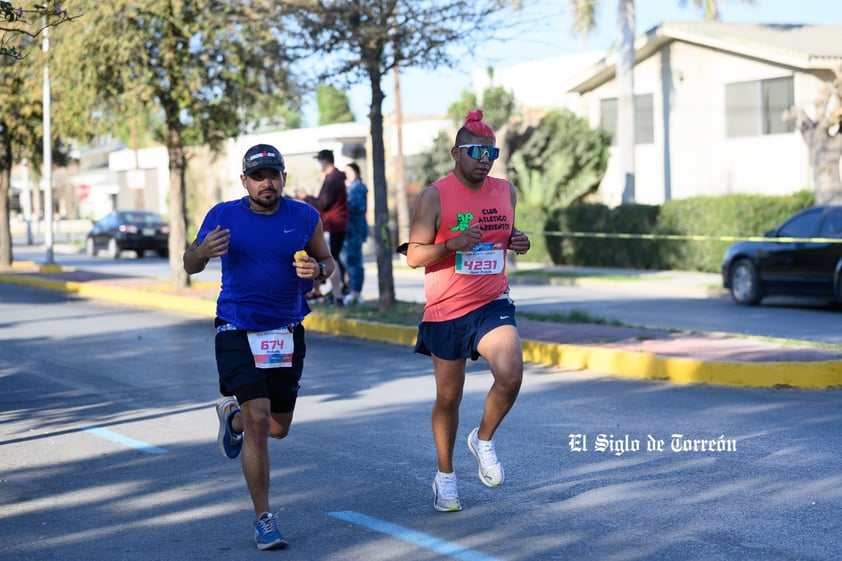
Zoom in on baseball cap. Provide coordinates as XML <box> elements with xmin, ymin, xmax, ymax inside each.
<box><xmin>314</xmin><ymin>149</ymin><xmax>334</xmax><ymax>162</ymax></box>
<box><xmin>242</xmin><ymin>144</ymin><xmax>285</xmax><ymax>176</ymax></box>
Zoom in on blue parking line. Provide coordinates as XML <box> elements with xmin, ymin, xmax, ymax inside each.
<box><xmin>82</xmin><ymin>426</ymin><xmax>169</xmax><ymax>454</ymax></box>
<box><xmin>327</xmin><ymin>511</ymin><xmax>504</xmax><ymax>561</ymax></box>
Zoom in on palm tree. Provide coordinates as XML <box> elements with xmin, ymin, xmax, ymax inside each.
<box><xmin>566</xmin><ymin>0</ymin><xmax>754</xmax><ymax>203</ymax></box>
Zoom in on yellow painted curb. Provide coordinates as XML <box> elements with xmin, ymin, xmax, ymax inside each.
<box><xmin>521</xmin><ymin>340</ymin><xmax>842</xmax><ymax>389</ymax></box>
<box><xmin>3</xmin><ymin>272</ymin><xmax>842</xmax><ymax>389</ymax></box>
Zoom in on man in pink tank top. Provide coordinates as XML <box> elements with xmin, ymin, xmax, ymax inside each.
<box><xmin>405</xmin><ymin>109</ymin><xmax>531</xmax><ymax>512</ymax></box>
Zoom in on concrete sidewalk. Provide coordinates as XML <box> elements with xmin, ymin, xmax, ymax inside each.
<box><xmin>2</xmin><ymin>262</ymin><xmax>841</xmax><ymax>390</ymax></box>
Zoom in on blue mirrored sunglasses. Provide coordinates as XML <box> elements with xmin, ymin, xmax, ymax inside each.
<box><xmin>457</xmin><ymin>144</ymin><xmax>500</xmax><ymax>161</ymax></box>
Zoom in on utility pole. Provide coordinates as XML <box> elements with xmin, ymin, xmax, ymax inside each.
<box><xmin>393</xmin><ymin>62</ymin><xmax>409</xmax><ymax>245</ymax></box>
<box><xmin>42</xmin><ymin>15</ymin><xmax>55</xmax><ymax>264</ymax></box>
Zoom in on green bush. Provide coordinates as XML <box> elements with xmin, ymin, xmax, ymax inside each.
<box><xmin>546</xmin><ymin>203</ymin><xmax>660</xmax><ymax>268</ymax></box>
<box><xmin>655</xmin><ymin>191</ymin><xmax>814</xmax><ymax>272</ymax></box>
<box><xmin>541</xmin><ymin>191</ymin><xmax>814</xmax><ymax>271</ymax></box>
<box><xmin>515</xmin><ymin>203</ymin><xmax>551</xmax><ymax>264</ymax></box>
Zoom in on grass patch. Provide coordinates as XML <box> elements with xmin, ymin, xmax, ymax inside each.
<box><xmin>314</xmin><ymin>301</ymin><xmax>628</xmax><ymax>329</ymax></box>
<box><xmin>508</xmin><ymin>269</ymin><xmax>638</xmax><ymax>281</ymax></box>
<box><xmin>518</xmin><ymin>309</ymin><xmax>624</xmax><ymax>326</ymax></box>
<box><xmin>311</xmin><ymin>299</ymin><xmax>425</xmax><ymax>327</ymax></box>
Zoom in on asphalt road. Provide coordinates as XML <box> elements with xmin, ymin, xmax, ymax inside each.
<box><xmin>2</xmin><ymin>283</ymin><xmax>841</xmax><ymax>560</ymax></box>
<box><xmin>13</xmin><ymin>246</ymin><xmax>842</xmax><ymax>344</ymax></box>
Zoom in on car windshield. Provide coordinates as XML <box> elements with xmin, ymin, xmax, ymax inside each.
<box><xmin>119</xmin><ymin>212</ymin><xmax>163</xmax><ymax>225</ymax></box>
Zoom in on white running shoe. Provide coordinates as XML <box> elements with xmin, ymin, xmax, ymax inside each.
<box><xmin>432</xmin><ymin>472</ymin><xmax>462</xmax><ymax>512</ymax></box>
<box><xmin>467</xmin><ymin>427</ymin><xmax>505</xmax><ymax>487</ymax></box>
<box><xmin>215</xmin><ymin>396</ymin><xmax>242</xmax><ymax>459</ymax></box>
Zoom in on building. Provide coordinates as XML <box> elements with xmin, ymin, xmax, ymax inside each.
<box><xmin>566</xmin><ymin>21</ymin><xmax>842</xmax><ymax>205</ymax></box>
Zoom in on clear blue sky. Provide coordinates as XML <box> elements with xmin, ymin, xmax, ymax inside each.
<box><xmin>301</xmin><ymin>0</ymin><xmax>842</xmax><ymax>126</ymax></box>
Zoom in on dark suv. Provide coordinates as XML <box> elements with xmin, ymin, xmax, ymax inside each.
<box><xmin>721</xmin><ymin>205</ymin><xmax>842</xmax><ymax>305</ymax></box>
<box><xmin>85</xmin><ymin>210</ymin><xmax>170</xmax><ymax>259</ymax></box>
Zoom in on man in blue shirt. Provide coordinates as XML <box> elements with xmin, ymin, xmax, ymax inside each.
<box><xmin>183</xmin><ymin>144</ymin><xmax>335</xmax><ymax>550</ymax></box>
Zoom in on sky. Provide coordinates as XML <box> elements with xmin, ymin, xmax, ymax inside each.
<box><xmin>301</xmin><ymin>0</ymin><xmax>842</xmax><ymax>127</ymax></box>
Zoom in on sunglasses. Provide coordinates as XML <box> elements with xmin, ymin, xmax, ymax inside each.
<box><xmin>457</xmin><ymin>144</ymin><xmax>500</xmax><ymax>161</ymax></box>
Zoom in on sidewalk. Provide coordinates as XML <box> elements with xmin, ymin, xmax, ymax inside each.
<box><xmin>2</xmin><ymin>261</ymin><xmax>841</xmax><ymax>390</ymax></box>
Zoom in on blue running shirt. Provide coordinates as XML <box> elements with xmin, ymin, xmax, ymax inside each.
<box><xmin>197</xmin><ymin>197</ymin><xmax>320</xmax><ymax>331</ymax></box>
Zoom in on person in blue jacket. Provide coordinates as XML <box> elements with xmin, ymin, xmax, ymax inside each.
<box><xmin>342</xmin><ymin>161</ymin><xmax>369</xmax><ymax>305</ymax></box>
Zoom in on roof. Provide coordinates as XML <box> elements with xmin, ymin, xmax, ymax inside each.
<box><xmin>569</xmin><ymin>21</ymin><xmax>842</xmax><ymax>93</ymax></box>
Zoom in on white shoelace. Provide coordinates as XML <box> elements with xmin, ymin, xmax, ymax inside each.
<box><xmin>436</xmin><ymin>474</ymin><xmax>458</xmax><ymax>499</ymax></box>
<box><xmin>475</xmin><ymin>437</ymin><xmax>499</xmax><ymax>467</ymax></box>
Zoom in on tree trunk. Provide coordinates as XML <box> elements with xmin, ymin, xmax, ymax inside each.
<box><xmin>812</xmin><ymin>133</ymin><xmax>842</xmax><ymax>204</ymax></box>
<box><xmin>616</xmin><ymin>0</ymin><xmax>636</xmax><ymax>203</ymax></box>
<box><xmin>0</xmin><ymin>157</ymin><xmax>12</xmax><ymax>269</ymax></box>
<box><xmin>368</xmin><ymin>64</ymin><xmax>396</xmax><ymax>310</ymax></box>
<box><xmin>167</xmin><ymin>129</ymin><xmax>189</xmax><ymax>290</ymax></box>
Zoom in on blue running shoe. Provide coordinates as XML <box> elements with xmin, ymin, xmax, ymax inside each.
<box><xmin>254</xmin><ymin>512</ymin><xmax>288</xmax><ymax>550</ymax></box>
<box><xmin>215</xmin><ymin>397</ymin><xmax>242</xmax><ymax>459</ymax></box>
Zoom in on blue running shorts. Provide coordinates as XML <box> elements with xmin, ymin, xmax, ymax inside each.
<box><xmin>415</xmin><ymin>297</ymin><xmax>517</xmax><ymax>361</ymax></box>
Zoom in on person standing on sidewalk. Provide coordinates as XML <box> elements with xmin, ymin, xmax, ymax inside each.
<box><xmin>183</xmin><ymin>143</ymin><xmax>334</xmax><ymax>550</ymax></box>
<box><xmin>405</xmin><ymin>109</ymin><xmax>531</xmax><ymax>512</ymax></box>
<box><xmin>297</xmin><ymin>149</ymin><xmax>348</xmax><ymax>305</ymax></box>
<box><xmin>342</xmin><ymin>161</ymin><xmax>369</xmax><ymax>305</ymax></box>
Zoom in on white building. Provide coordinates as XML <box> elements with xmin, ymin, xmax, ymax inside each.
<box><xmin>567</xmin><ymin>21</ymin><xmax>842</xmax><ymax>205</ymax></box>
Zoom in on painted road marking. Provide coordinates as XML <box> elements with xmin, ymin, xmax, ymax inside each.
<box><xmin>82</xmin><ymin>426</ymin><xmax>169</xmax><ymax>454</ymax></box>
<box><xmin>327</xmin><ymin>510</ymin><xmax>503</xmax><ymax>561</ymax></box>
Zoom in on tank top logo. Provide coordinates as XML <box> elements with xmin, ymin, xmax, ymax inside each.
<box><xmin>450</xmin><ymin>212</ymin><xmax>474</xmax><ymax>231</ymax></box>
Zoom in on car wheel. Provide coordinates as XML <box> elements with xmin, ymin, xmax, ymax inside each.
<box><xmin>156</xmin><ymin>249</ymin><xmax>169</xmax><ymax>258</ymax></box>
<box><xmin>85</xmin><ymin>238</ymin><xmax>97</xmax><ymax>257</ymax></box>
<box><xmin>106</xmin><ymin>238</ymin><xmax>120</xmax><ymax>259</ymax></box>
<box><xmin>135</xmin><ymin>250</ymin><xmax>145</xmax><ymax>259</ymax></box>
<box><xmin>729</xmin><ymin>259</ymin><xmax>762</xmax><ymax>305</ymax></box>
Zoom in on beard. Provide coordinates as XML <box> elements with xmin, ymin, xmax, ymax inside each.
<box><xmin>250</xmin><ymin>189</ymin><xmax>281</xmax><ymax>209</ymax></box>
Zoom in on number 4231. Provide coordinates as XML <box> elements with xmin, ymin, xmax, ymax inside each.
<box><xmin>462</xmin><ymin>260</ymin><xmax>498</xmax><ymax>272</ymax></box>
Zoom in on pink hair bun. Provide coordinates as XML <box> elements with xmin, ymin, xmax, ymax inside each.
<box><xmin>463</xmin><ymin>109</ymin><xmax>495</xmax><ymax>139</ymax></box>
<box><xmin>465</xmin><ymin>109</ymin><xmax>484</xmax><ymax>124</ymax></box>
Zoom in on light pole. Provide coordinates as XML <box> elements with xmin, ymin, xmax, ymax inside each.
<box><xmin>42</xmin><ymin>13</ymin><xmax>55</xmax><ymax>264</ymax></box>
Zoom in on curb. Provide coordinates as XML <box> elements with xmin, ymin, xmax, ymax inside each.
<box><xmin>2</xmin><ymin>271</ymin><xmax>841</xmax><ymax>390</ymax></box>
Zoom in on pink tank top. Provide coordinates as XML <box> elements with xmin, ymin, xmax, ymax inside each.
<box><xmin>422</xmin><ymin>173</ymin><xmax>513</xmax><ymax>322</ymax></box>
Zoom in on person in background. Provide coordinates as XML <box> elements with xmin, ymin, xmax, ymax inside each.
<box><xmin>297</xmin><ymin>149</ymin><xmax>348</xmax><ymax>305</ymax></box>
<box><xmin>342</xmin><ymin>161</ymin><xmax>369</xmax><ymax>305</ymax></box>
<box><xmin>404</xmin><ymin>110</ymin><xmax>531</xmax><ymax>513</ymax></box>
<box><xmin>183</xmin><ymin>143</ymin><xmax>335</xmax><ymax>549</ymax></box>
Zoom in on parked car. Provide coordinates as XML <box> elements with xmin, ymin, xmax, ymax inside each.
<box><xmin>721</xmin><ymin>205</ymin><xmax>842</xmax><ymax>305</ymax></box>
<box><xmin>85</xmin><ymin>210</ymin><xmax>170</xmax><ymax>259</ymax></box>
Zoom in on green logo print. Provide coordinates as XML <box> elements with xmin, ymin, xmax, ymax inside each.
<box><xmin>450</xmin><ymin>212</ymin><xmax>474</xmax><ymax>231</ymax></box>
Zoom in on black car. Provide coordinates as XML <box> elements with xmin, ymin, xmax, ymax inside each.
<box><xmin>85</xmin><ymin>210</ymin><xmax>170</xmax><ymax>259</ymax></box>
<box><xmin>721</xmin><ymin>205</ymin><xmax>842</xmax><ymax>305</ymax></box>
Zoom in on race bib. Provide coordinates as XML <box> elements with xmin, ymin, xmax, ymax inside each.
<box><xmin>454</xmin><ymin>242</ymin><xmax>505</xmax><ymax>275</ymax></box>
<box><xmin>247</xmin><ymin>328</ymin><xmax>294</xmax><ymax>368</ymax></box>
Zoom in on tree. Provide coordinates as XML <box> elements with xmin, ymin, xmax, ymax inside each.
<box><xmin>0</xmin><ymin>1</ymin><xmax>73</xmax><ymax>60</ymax></box>
<box><xmin>279</xmin><ymin>0</ymin><xmax>524</xmax><ymax>310</ymax></box>
<box><xmin>0</xmin><ymin>48</ymin><xmax>40</xmax><ymax>268</ymax></box>
<box><xmin>0</xmin><ymin>9</ymin><xmax>72</xmax><ymax>268</ymax></box>
<box><xmin>51</xmin><ymin>1</ymin><xmax>300</xmax><ymax>289</ymax></box>
<box><xmin>316</xmin><ymin>85</ymin><xmax>355</xmax><ymax>125</ymax></box>
<box><xmin>565</xmin><ymin>0</ymin><xmax>754</xmax><ymax>203</ymax></box>
<box><xmin>509</xmin><ymin>109</ymin><xmax>611</xmax><ymax>210</ymax></box>
<box><xmin>784</xmin><ymin>65</ymin><xmax>842</xmax><ymax>204</ymax></box>
<box><xmin>0</xmin><ymin>1</ymin><xmax>75</xmax><ymax>268</ymax></box>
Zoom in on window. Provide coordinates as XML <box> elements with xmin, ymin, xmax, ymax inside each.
<box><xmin>778</xmin><ymin>208</ymin><xmax>821</xmax><ymax>239</ymax></box>
<box><xmin>599</xmin><ymin>93</ymin><xmax>654</xmax><ymax>145</ymax></box>
<box><xmin>725</xmin><ymin>77</ymin><xmax>794</xmax><ymax>138</ymax></box>
<box><xmin>818</xmin><ymin>210</ymin><xmax>842</xmax><ymax>238</ymax></box>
